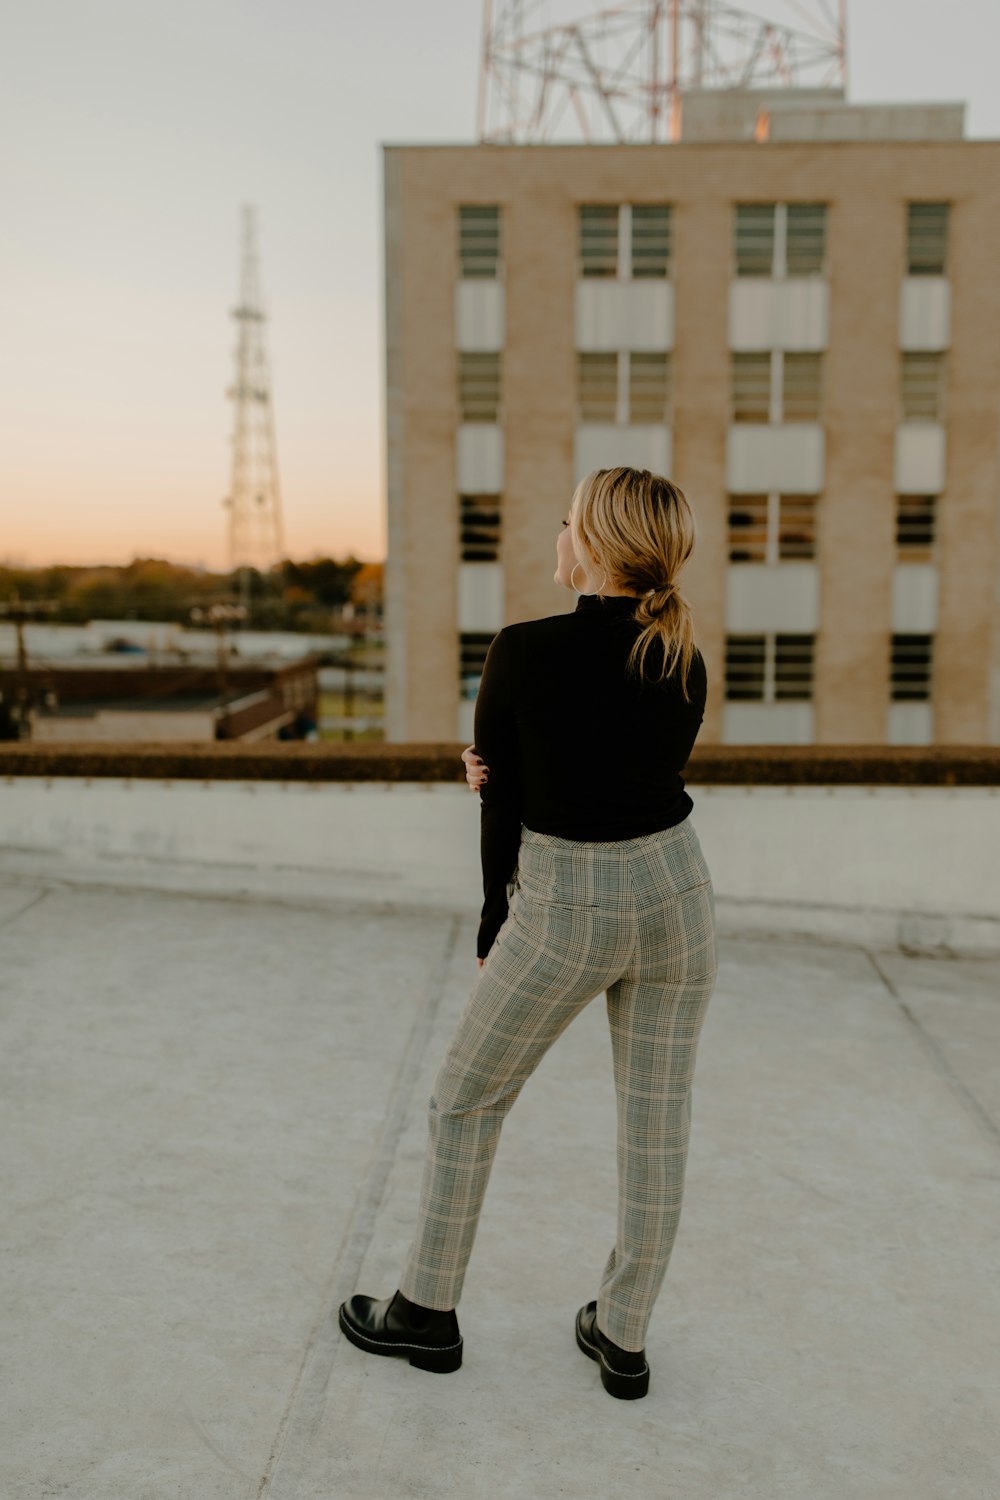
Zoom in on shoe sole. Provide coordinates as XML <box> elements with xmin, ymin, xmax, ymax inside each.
<box><xmin>575</xmin><ymin>1306</ymin><xmax>650</xmax><ymax>1400</ymax></box>
<box><xmin>337</xmin><ymin>1303</ymin><xmax>463</xmax><ymax>1373</ymax></box>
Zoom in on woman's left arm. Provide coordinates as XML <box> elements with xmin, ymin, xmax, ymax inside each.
<box><xmin>473</xmin><ymin>628</ymin><xmax>523</xmax><ymax>963</ymax></box>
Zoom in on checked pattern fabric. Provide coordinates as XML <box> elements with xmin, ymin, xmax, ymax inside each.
<box><xmin>398</xmin><ymin>816</ymin><xmax>719</xmax><ymax>1354</ymax></box>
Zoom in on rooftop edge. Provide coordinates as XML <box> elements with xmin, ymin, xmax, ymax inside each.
<box><xmin>1</xmin><ymin>743</ymin><xmax>998</xmax><ymax>785</ymax></box>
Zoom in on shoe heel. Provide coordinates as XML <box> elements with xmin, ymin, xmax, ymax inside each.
<box><xmin>408</xmin><ymin>1340</ymin><xmax>463</xmax><ymax>1374</ymax></box>
<box><xmin>600</xmin><ymin>1362</ymin><xmax>649</xmax><ymax>1400</ymax></box>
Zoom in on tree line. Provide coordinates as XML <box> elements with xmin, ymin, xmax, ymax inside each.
<box><xmin>0</xmin><ymin>556</ymin><xmax>383</xmax><ymax>633</ymax></box>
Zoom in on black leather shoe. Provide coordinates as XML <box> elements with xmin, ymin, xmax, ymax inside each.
<box><xmin>338</xmin><ymin>1289</ymin><xmax>463</xmax><ymax>1373</ymax></box>
<box><xmin>575</xmin><ymin>1300</ymin><xmax>650</xmax><ymax>1399</ymax></box>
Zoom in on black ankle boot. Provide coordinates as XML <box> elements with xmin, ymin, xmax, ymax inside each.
<box><xmin>338</xmin><ymin>1289</ymin><xmax>463</xmax><ymax>1373</ymax></box>
<box><xmin>575</xmin><ymin>1300</ymin><xmax>650</xmax><ymax>1399</ymax></box>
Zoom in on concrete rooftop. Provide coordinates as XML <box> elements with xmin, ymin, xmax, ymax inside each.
<box><xmin>1</xmin><ymin>849</ymin><xmax>998</xmax><ymax>1499</ymax></box>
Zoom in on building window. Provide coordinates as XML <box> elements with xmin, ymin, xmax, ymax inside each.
<box><xmin>774</xmin><ymin>635</ymin><xmax>814</xmax><ymax>699</ymax></box>
<box><xmin>896</xmin><ymin>495</ymin><xmax>936</xmax><ymax>561</ymax></box>
<box><xmin>726</xmin><ymin>634</ymin><xmax>815</xmax><ymax>700</ymax></box>
<box><xmin>785</xmin><ymin>203</ymin><xmax>827</xmax><ymax>274</ymax></box>
<box><xmin>778</xmin><ymin>495</ymin><xmax>817</xmax><ymax>560</ymax></box>
<box><xmin>901</xmin><ymin>352</ymin><xmax>945</xmax><ymax>422</ymax></box>
<box><xmin>734</xmin><ymin>204</ymin><xmax>776</xmax><ymax>276</ymax></box>
<box><xmin>460</xmin><ymin>494</ymin><xmax>501</xmax><ymax>562</ymax></box>
<box><xmin>731</xmin><ymin>352</ymin><xmax>771</xmax><ymax>422</ymax></box>
<box><xmin>577</xmin><ymin>352</ymin><xmax>618</xmax><ymax>422</ymax></box>
<box><xmin>728</xmin><ymin>495</ymin><xmax>769</xmax><ymax>562</ymax></box>
<box><xmin>579</xmin><ymin>203</ymin><xmax>674</xmax><ymax>279</ymax></box>
<box><xmin>458</xmin><ymin>205</ymin><xmax>501</xmax><ymax>279</ymax></box>
<box><xmin>631</xmin><ymin>204</ymin><xmax>671</xmax><ymax>277</ymax></box>
<box><xmin>628</xmin><ymin>352</ymin><xmax>671</xmax><ymax>422</ymax></box>
<box><xmin>891</xmin><ymin>634</ymin><xmax>933</xmax><ymax>700</ymax></box>
<box><xmin>726</xmin><ymin>635</ymin><xmax>767</xmax><ymax>698</ymax></box>
<box><xmin>732</xmin><ymin>352</ymin><xmax>823</xmax><ymax>423</ymax></box>
<box><xmin>906</xmin><ymin>202</ymin><xmax>949</xmax><ymax>276</ymax></box>
<box><xmin>579</xmin><ymin>204</ymin><xmax>618</xmax><ymax>277</ymax></box>
<box><xmin>578</xmin><ymin>351</ymin><xmax>672</xmax><ymax>424</ymax></box>
<box><xmin>728</xmin><ymin>495</ymin><xmax>817</xmax><ymax>563</ymax></box>
<box><xmin>782</xmin><ymin>353</ymin><xmax>823</xmax><ymax>422</ymax></box>
<box><xmin>460</xmin><ymin>632</ymin><xmax>495</xmax><ymax>700</ymax></box>
<box><xmin>735</xmin><ymin>202</ymin><xmax>826</xmax><ymax>277</ymax></box>
<box><xmin>458</xmin><ymin>351</ymin><xmax>501</xmax><ymax>422</ymax></box>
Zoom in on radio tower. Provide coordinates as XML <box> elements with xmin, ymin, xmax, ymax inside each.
<box><xmin>223</xmin><ymin>204</ymin><xmax>286</xmax><ymax>603</ymax></box>
<box><xmin>478</xmin><ymin>0</ymin><xmax>847</xmax><ymax>144</ymax></box>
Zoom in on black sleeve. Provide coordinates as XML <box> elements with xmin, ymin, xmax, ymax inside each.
<box><xmin>473</xmin><ymin>629</ymin><xmax>523</xmax><ymax>960</ymax></box>
<box><xmin>675</xmin><ymin>647</ymin><xmax>708</xmax><ymax>768</ymax></box>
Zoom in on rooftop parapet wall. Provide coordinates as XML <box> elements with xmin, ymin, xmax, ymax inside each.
<box><xmin>1</xmin><ymin>742</ymin><xmax>998</xmax><ymax>785</ymax></box>
<box><xmin>3</xmin><ymin>745</ymin><xmax>998</xmax><ymax>957</ymax></box>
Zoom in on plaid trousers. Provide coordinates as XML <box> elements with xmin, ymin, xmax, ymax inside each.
<box><xmin>397</xmin><ymin>816</ymin><xmax>718</xmax><ymax>1353</ymax></box>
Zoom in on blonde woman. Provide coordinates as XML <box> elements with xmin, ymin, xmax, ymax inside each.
<box><xmin>339</xmin><ymin>466</ymin><xmax>718</xmax><ymax>1400</ymax></box>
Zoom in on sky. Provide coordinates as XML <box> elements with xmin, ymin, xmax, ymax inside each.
<box><xmin>2</xmin><ymin>0</ymin><xmax>998</xmax><ymax>571</ymax></box>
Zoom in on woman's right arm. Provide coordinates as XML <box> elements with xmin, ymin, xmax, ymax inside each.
<box><xmin>473</xmin><ymin>629</ymin><xmax>522</xmax><ymax>962</ymax></box>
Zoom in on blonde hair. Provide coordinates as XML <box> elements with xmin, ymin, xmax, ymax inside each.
<box><xmin>569</xmin><ymin>466</ymin><xmax>699</xmax><ymax>701</ymax></box>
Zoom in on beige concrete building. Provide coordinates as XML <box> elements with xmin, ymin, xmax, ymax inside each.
<box><xmin>383</xmin><ymin>90</ymin><xmax>1000</xmax><ymax>746</ymax></box>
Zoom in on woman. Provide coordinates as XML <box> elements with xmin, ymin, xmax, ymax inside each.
<box><xmin>339</xmin><ymin>466</ymin><xmax>718</xmax><ymax>1400</ymax></box>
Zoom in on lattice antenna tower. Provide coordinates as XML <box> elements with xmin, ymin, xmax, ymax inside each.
<box><xmin>223</xmin><ymin>203</ymin><xmax>286</xmax><ymax>580</ymax></box>
<box><xmin>478</xmin><ymin>0</ymin><xmax>847</xmax><ymax>143</ymax></box>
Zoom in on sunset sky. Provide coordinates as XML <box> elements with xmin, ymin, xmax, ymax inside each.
<box><xmin>3</xmin><ymin>0</ymin><xmax>999</xmax><ymax>571</ymax></box>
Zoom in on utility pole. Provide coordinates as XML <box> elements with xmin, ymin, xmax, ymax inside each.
<box><xmin>188</xmin><ymin>601</ymin><xmax>248</xmax><ymax>716</ymax></box>
<box><xmin>0</xmin><ymin>595</ymin><xmax>60</xmax><ymax>740</ymax></box>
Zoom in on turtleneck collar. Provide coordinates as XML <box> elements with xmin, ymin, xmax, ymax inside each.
<box><xmin>574</xmin><ymin>591</ymin><xmax>644</xmax><ymax>615</ymax></box>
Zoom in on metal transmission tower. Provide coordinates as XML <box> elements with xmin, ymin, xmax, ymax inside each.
<box><xmin>223</xmin><ymin>204</ymin><xmax>286</xmax><ymax>598</ymax></box>
<box><xmin>477</xmin><ymin>0</ymin><xmax>847</xmax><ymax>143</ymax></box>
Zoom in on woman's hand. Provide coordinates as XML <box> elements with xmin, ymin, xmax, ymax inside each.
<box><xmin>464</xmin><ymin>747</ymin><xmax>490</xmax><ymax>968</ymax></box>
<box><xmin>461</xmin><ymin>744</ymin><xmax>489</xmax><ymax>793</ymax></box>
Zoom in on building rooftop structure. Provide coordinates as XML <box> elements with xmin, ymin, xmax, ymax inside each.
<box><xmin>674</xmin><ymin>85</ymin><xmax>966</xmax><ymax>143</ymax></box>
<box><xmin>0</xmin><ymin>657</ymin><xmax>321</xmax><ymax>744</ymax></box>
<box><xmin>2</xmin><ymin>751</ymin><xmax>998</xmax><ymax>1495</ymax></box>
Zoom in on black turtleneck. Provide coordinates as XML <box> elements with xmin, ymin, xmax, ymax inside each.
<box><xmin>473</xmin><ymin>592</ymin><xmax>708</xmax><ymax>959</ymax></box>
